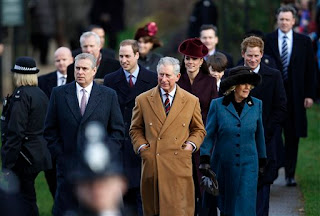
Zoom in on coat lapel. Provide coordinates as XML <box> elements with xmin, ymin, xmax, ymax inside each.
<box><xmin>271</xmin><ymin>31</ymin><xmax>281</xmax><ymax>65</ymax></box>
<box><xmin>240</xmin><ymin>97</ymin><xmax>254</xmax><ymax>119</ymax></box>
<box><xmin>81</xmin><ymin>82</ymin><xmax>102</xmax><ymax>123</ymax></box>
<box><xmin>147</xmin><ymin>86</ymin><xmax>166</xmax><ymax>125</ymax></box>
<box><xmin>289</xmin><ymin>32</ymin><xmax>298</xmax><ymax>65</ymax></box>
<box><xmin>225</xmin><ymin>103</ymin><xmax>240</xmax><ymax>120</ymax></box>
<box><xmin>159</xmin><ymin>86</ymin><xmax>186</xmax><ymax>136</ymax></box>
<box><xmin>65</xmin><ymin>82</ymin><xmax>82</xmax><ymax>123</ymax></box>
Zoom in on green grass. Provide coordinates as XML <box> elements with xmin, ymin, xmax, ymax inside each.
<box><xmin>35</xmin><ymin>172</ymin><xmax>54</xmax><ymax>215</ymax></box>
<box><xmin>296</xmin><ymin>103</ymin><xmax>320</xmax><ymax>216</ymax></box>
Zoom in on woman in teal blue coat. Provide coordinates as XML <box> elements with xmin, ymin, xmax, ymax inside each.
<box><xmin>200</xmin><ymin>66</ymin><xmax>267</xmax><ymax>216</ymax></box>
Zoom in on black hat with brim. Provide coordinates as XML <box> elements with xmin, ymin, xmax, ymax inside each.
<box><xmin>11</xmin><ymin>56</ymin><xmax>39</xmax><ymax>74</ymax></box>
<box><xmin>220</xmin><ymin>66</ymin><xmax>261</xmax><ymax>94</ymax></box>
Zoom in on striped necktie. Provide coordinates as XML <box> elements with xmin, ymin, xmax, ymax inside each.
<box><xmin>281</xmin><ymin>35</ymin><xmax>289</xmax><ymax>80</ymax></box>
<box><xmin>164</xmin><ymin>93</ymin><xmax>171</xmax><ymax>115</ymax></box>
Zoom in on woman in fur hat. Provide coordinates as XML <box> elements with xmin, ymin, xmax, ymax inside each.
<box><xmin>199</xmin><ymin>66</ymin><xmax>267</xmax><ymax>216</ymax></box>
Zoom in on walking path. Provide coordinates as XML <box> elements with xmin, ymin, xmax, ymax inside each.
<box><xmin>269</xmin><ymin>168</ymin><xmax>305</xmax><ymax>216</ymax></box>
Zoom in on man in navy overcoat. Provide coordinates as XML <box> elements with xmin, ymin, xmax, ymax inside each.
<box><xmin>264</xmin><ymin>5</ymin><xmax>317</xmax><ymax>186</ymax></box>
<box><xmin>44</xmin><ymin>53</ymin><xmax>125</xmax><ymax>216</ymax></box>
<box><xmin>241</xmin><ymin>36</ymin><xmax>287</xmax><ymax>216</ymax></box>
<box><xmin>104</xmin><ymin>39</ymin><xmax>157</xmax><ymax>216</ymax></box>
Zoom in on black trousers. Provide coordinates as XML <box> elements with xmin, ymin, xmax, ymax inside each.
<box><xmin>256</xmin><ymin>184</ymin><xmax>270</xmax><ymax>216</ymax></box>
<box><xmin>44</xmin><ymin>160</ymin><xmax>57</xmax><ymax>199</ymax></box>
<box><xmin>283</xmin><ymin>81</ymin><xmax>300</xmax><ymax>178</ymax></box>
<box><xmin>11</xmin><ymin>172</ymin><xmax>40</xmax><ymax>216</ymax></box>
<box><xmin>123</xmin><ymin>187</ymin><xmax>143</xmax><ymax>216</ymax></box>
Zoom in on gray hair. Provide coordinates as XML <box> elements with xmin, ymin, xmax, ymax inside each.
<box><xmin>157</xmin><ymin>57</ymin><xmax>180</xmax><ymax>75</ymax></box>
<box><xmin>75</xmin><ymin>53</ymin><xmax>97</xmax><ymax>68</ymax></box>
<box><xmin>277</xmin><ymin>5</ymin><xmax>297</xmax><ymax>17</ymax></box>
<box><xmin>80</xmin><ymin>31</ymin><xmax>100</xmax><ymax>47</ymax></box>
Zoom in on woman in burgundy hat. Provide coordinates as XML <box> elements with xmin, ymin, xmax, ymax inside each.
<box><xmin>134</xmin><ymin>22</ymin><xmax>163</xmax><ymax>72</ymax></box>
<box><xmin>177</xmin><ymin>38</ymin><xmax>218</xmax><ymax>215</ymax></box>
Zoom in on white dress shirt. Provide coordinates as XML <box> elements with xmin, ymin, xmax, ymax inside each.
<box><xmin>76</xmin><ymin>82</ymin><xmax>93</xmax><ymax>107</ymax></box>
<box><xmin>278</xmin><ymin>29</ymin><xmax>293</xmax><ymax>63</ymax></box>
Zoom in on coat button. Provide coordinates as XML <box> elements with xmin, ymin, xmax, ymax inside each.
<box><xmin>236</xmin><ymin>154</ymin><xmax>240</xmax><ymax>157</ymax></box>
<box><xmin>182</xmin><ymin>123</ymin><xmax>186</xmax><ymax>127</ymax></box>
<box><xmin>236</xmin><ymin>144</ymin><xmax>240</xmax><ymax>147</ymax></box>
<box><xmin>174</xmin><ymin>152</ymin><xmax>178</xmax><ymax>155</ymax></box>
<box><xmin>237</xmin><ymin>123</ymin><xmax>241</xmax><ymax>127</ymax></box>
<box><xmin>236</xmin><ymin>134</ymin><xmax>240</xmax><ymax>137</ymax></box>
<box><xmin>149</xmin><ymin>123</ymin><xmax>153</xmax><ymax>126</ymax></box>
<box><xmin>157</xmin><ymin>153</ymin><xmax>160</xmax><ymax>156</ymax></box>
<box><xmin>158</xmin><ymin>137</ymin><xmax>161</xmax><ymax>140</ymax></box>
<box><xmin>236</xmin><ymin>163</ymin><xmax>240</xmax><ymax>167</ymax></box>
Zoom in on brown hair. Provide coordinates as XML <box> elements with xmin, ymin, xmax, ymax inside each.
<box><xmin>138</xmin><ymin>36</ymin><xmax>162</xmax><ymax>49</ymax></box>
<box><xmin>120</xmin><ymin>39</ymin><xmax>139</xmax><ymax>54</ymax></box>
<box><xmin>207</xmin><ymin>52</ymin><xmax>228</xmax><ymax>72</ymax></box>
<box><xmin>241</xmin><ymin>36</ymin><xmax>264</xmax><ymax>54</ymax></box>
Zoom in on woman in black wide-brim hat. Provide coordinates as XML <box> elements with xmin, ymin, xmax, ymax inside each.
<box><xmin>199</xmin><ymin>66</ymin><xmax>267</xmax><ymax>216</ymax></box>
<box><xmin>1</xmin><ymin>56</ymin><xmax>52</xmax><ymax>216</ymax></box>
<box><xmin>176</xmin><ymin>38</ymin><xmax>218</xmax><ymax>214</ymax></box>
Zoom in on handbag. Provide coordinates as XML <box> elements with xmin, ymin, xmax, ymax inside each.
<box><xmin>200</xmin><ymin>169</ymin><xmax>219</xmax><ymax>196</ymax></box>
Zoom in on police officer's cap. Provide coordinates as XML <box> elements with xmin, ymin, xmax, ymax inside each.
<box><xmin>11</xmin><ymin>56</ymin><xmax>40</xmax><ymax>74</ymax></box>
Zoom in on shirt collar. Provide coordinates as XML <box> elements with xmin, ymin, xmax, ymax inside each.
<box><xmin>76</xmin><ymin>81</ymin><xmax>93</xmax><ymax>95</ymax></box>
<box><xmin>278</xmin><ymin>29</ymin><xmax>293</xmax><ymax>41</ymax></box>
<box><xmin>123</xmin><ymin>65</ymin><xmax>140</xmax><ymax>78</ymax></box>
<box><xmin>160</xmin><ymin>84</ymin><xmax>177</xmax><ymax>98</ymax></box>
<box><xmin>56</xmin><ymin>71</ymin><xmax>67</xmax><ymax>79</ymax></box>
<box><xmin>208</xmin><ymin>49</ymin><xmax>215</xmax><ymax>56</ymax></box>
<box><xmin>252</xmin><ymin>64</ymin><xmax>260</xmax><ymax>73</ymax></box>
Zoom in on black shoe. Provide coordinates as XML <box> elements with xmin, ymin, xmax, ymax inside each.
<box><xmin>286</xmin><ymin>177</ymin><xmax>297</xmax><ymax>186</ymax></box>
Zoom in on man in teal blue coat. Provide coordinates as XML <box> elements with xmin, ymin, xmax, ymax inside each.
<box><xmin>200</xmin><ymin>66</ymin><xmax>267</xmax><ymax>216</ymax></box>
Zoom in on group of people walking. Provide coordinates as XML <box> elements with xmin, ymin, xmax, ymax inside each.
<box><xmin>1</xmin><ymin>4</ymin><xmax>317</xmax><ymax>216</ymax></box>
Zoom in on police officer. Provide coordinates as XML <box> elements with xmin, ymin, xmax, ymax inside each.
<box><xmin>69</xmin><ymin>122</ymin><xmax>128</xmax><ymax>216</ymax></box>
<box><xmin>1</xmin><ymin>56</ymin><xmax>52</xmax><ymax>216</ymax></box>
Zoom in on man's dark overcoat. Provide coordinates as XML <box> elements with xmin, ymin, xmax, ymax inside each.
<box><xmin>38</xmin><ymin>71</ymin><xmax>57</xmax><ymax>98</ymax></box>
<box><xmin>44</xmin><ymin>81</ymin><xmax>125</xmax><ymax>216</ymax></box>
<box><xmin>250</xmin><ymin>63</ymin><xmax>287</xmax><ymax>184</ymax></box>
<box><xmin>264</xmin><ymin>30</ymin><xmax>316</xmax><ymax>137</ymax></box>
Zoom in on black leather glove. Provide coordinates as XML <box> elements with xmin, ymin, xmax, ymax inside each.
<box><xmin>200</xmin><ymin>170</ymin><xmax>219</xmax><ymax>196</ymax></box>
<box><xmin>199</xmin><ymin>155</ymin><xmax>211</xmax><ymax>176</ymax></box>
<box><xmin>258</xmin><ymin>158</ymin><xmax>268</xmax><ymax>177</ymax></box>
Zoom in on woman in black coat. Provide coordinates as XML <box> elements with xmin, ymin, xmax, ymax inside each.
<box><xmin>1</xmin><ymin>57</ymin><xmax>52</xmax><ymax>216</ymax></box>
<box><xmin>177</xmin><ymin>38</ymin><xmax>218</xmax><ymax>215</ymax></box>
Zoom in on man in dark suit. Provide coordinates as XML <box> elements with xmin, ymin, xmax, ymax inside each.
<box><xmin>39</xmin><ymin>47</ymin><xmax>73</xmax><ymax>98</ymax></box>
<box><xmin>264</xmin><ymin>5</ymin><xmax>317</xmax><ymax>186</ymax></box>
<box><xmin>72</xmin><ymin>25</ymin><xmax>116</xmax><ymax>59</ymax></box>
<box><xmin>67</xmin><ymin>31</ymin><xmax>120</xmax><ymax>84</ymax></box>
<box><xmin>104</xmin><ymin>39</ymin><xmax>157</xmax><ymax>216</ymax></box>
<box><xmin>44</xmin><ymin>53</ymin><xmax>125</xmax><ymax>216</ymax></box>
<box><xmin>38</xmin><ymin>46</ymin><xmax>73</xmax><ymax>198</ymax></box>
<box><xmin>199</xmin><ymin>24</ymin><xmax>234</xmax><ymax>69</ymax></box>
<box><xmin>241</xmin><ymin>36</ymin><xmax>287</xmax><ymax>216</ymax></box>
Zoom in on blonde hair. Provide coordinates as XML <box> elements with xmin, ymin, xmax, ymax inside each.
<box><xmin>223</xmin><ymin>84</ymin><xmax>254</xmax><ymax>96</ymax></box>
<box><xmin>223</xmin><ymin>85</ymin><xmax>236</xmax><ymax>96</ymax></box>
<box><xmin>13</xmin><ymin>73</ymin><xmax>38</xmax><ymax>87</ymax></box>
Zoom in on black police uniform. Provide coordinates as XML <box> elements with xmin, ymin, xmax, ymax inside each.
<box><xmin>1</xmin><ymin>85</ymin><xmax>52</xmax><ymax>216</ymax></box>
